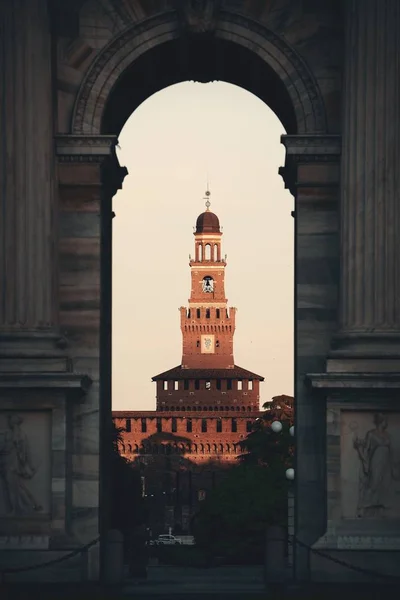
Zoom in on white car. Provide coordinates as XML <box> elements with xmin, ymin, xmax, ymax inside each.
<box><xmin>154</xmin><ymin>534</ymin><xmax>181</xmax><ymax>546</ymax></box>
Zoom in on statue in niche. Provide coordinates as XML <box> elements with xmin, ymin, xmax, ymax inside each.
<box><xmin>0</xmin><ymin>414</ymin><xmax>43</xmax><ymax>515</ymax></box>
<box><xmin>351</xmin><ymin>413</ymin><xmax>400</xmax><ymax>518</ymax></box>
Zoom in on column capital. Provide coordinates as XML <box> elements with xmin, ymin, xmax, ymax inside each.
<box><xmin>281</xmin><ymin>134</ymin><xmax>342</xmax><ymax>158</ymax></box>
<box><xmin>279</xmin><ymin>135</ymin><xmax>341</xmax><ymax>196</ymax></box>
<box><xmin>56</xmin><ymin>135</ymin><xmax>128</xmax><ymax>197</ymax></box>
<box><xmin>55</xmin><ymin>134</ymin><xmax>118</xmax><ymax>162</ymax></box>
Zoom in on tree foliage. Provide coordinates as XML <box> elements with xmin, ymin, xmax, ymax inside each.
<box><xmin>110</xmin><ymin>422</ymin><xmax>145</xmax><ymax>538</ymax></box>
<box><xmin>192</xmin><ymin>395</ymin><xmax>295</xmax><ymax>563</ymax></box>
<box><xmin>238</xmin><ymin>395</ymin><xmax>294</xmax><ymax>467</ymax></box>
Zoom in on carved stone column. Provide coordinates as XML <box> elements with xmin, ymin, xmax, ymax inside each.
<box><xmin>0</xmin><ymin>0</ymin><xmax>58</xmax><ymax>358</ymax></box>
<box><xmin>330</xmin><ymin>0</ymin><xmax>400</xmax><ymax>367</ymax></box>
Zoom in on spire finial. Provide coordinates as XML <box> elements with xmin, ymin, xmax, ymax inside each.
<box><xmin>204</xmin><ymin>178</ymin><xmax>211</xmax><ymax>210</ymax></box>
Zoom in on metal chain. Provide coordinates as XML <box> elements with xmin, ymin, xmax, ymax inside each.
<box><xmin>0</xmin><ymin>536</ymin><xmax>100</xmax><ymax>581</ymax></box>
<box><xmin>288</xmin><ymin>534</ymin><xmax>400</xmax><ymax>582</ymax></box>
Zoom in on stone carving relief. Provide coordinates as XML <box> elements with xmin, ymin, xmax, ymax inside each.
<box><xmin>0</xmin><ymin>412</ymin><xmax>50</xmax><ymax>517</ymax></box>
<box><xmin>177</xmin><ymin>0</ymin><xmax>220</xmax><ymax>34</ymax></box>
<box><xmin>341</xmin><ymin>411</ymin><xmax>400</xmax><ymax>519</ymax></box>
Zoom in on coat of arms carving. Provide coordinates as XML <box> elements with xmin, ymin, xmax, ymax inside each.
<box><xmin>177</xmin><ymin>0</ymin><xmax>220</xmax><ymax>34</ymax></box>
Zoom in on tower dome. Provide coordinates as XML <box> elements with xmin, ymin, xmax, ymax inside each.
<box><xmin>195</xmin><ymin>190</ymin><xmax>220</xmax><ymax>233</ymax></box>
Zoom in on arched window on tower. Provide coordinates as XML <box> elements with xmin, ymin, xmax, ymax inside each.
<box><xmin>205</xmin><ymin>244</ymin><xmax>211</xmax><ymax>260</ymax></box>
<box><xmin>198</xmin><ymin>244</ymin><xmax>203</xmax><ymax>261</ymax></box>
<box><xmin>214</xmin><ymin>244</ymin><xmax>218</xmax><ymax>261</ymax></box>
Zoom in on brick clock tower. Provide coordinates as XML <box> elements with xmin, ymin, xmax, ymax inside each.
<box><xmin>113</xmin><ymin>192</ymin><xmax>264</xmax><ymax>536</ymax></box>
<box><xmin>181</xmin><ymin>194</ymin><xmax>234</xmax><ymax>370</ymax></box>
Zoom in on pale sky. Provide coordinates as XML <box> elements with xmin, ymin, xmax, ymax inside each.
<box><xmin>112</xmin><ymin>81</ymin><xmax>294</xmax><ymax>411</ymax></box>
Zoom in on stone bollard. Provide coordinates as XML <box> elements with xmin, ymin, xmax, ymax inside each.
<box><xmin>103</xmin><ymin>529</ymin><xmax>124</xmax><ymax>585</ymax></box>
<box><xmin>264</xmin><ymin>524</ymin><xmax>286</xmax><ymax>593</ymax></box>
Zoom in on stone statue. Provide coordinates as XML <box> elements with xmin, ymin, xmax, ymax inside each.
<box><xmin>0</xmin><ymin>414</ymin><xmax>43</xmax><ymax>515</ymax></box>
<box><xmin>352</xmin><ymin>413</ymin><xmax>400</xmax><ymax>518</ymax></box>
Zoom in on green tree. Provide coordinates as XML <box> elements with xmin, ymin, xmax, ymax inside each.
<box><xmin>110</xmin><ymin>422</ymin><xmax>146</xmax><ymax>560</ymax></box>
<box><xmin>239</xmin><ymin>395</ymin><xmax>294</xmax><ymax>468</ymax></box>
<box><xmin>192</xmin><ymin>462</ymin><xmax>289</xmax><ymax>564</ymax></box>
<box><xmin>192</xmin><ymin>395</ymin><xmax>295</xmax><ymax>564</ymax></box>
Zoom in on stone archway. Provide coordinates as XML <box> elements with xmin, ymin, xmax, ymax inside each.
<box><xmin>70</xmin><ymin>10</ymin><xmax>327</xmax><ymax>136</ymax></box>
<box><xmin>4</xmin><ymin>0</ymin><xmax>400</xmax><ymax>586</ymax></box>
<box><xmin>55</xmin><ymin>7</ymin><xmax>340</xmax><ymax>584</ymax></box>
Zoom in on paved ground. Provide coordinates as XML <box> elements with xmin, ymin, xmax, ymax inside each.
<box><xmin>123</xmin><ymin>565</ymin><xmax>265</xmax><ymax>596</ymax></box>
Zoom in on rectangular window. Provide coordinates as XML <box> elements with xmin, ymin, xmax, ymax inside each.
<box><xmin>172</xmin><ymin>417</ymin><xmax>177</xmax><ymax>433</ymax></box>
<box><xmin>156</xmin><ymin>418</ymin><xmax>162</xmax><ymax>433</ymax></box>
<box><xmin>126</xmin><ymin>418</ymin><xmax>131</xmax><ymax>432</ymax></box>
<box><xmin>205</xmin><ymin>381</ymin><xmax>211</xmax><ymax>390</ymax></box>
<box><xmin>197</xmin><ymin>308</ymin><xmax>201</xmax><ymax>318</ymax></box>
<box><xmin>248</xmin><ymin>380</ymin><xmax>253</xmax><ymax>391</ymax></box>
<box><xmin>174</xmin><ymin>381</ymin><xmax>179</xmax><ymax>391</ymax></box>
<box><xmin>216</xmin><ymin>309</ymin><xmax>220</xmax><ymax>318</ymax></box>
<box><xmin>206</xmin><ymin>308</ymin><xmax>210</xmax><ymax>318</ymax></box>
<box><xmin>201</xmin><ymin>419</ymin><xmax>207</xmax><ymax>433</ymax></box>
<box><xmin>163</xmin><ymin>381</ymin><xmax>168</xmax><ymax>391</ymax></box>
<box><xmin>186</xmin><ymin>418</ymin><xmax>192</xmax><ymax>433</ymax></box>
<box><xmin>141</xmin><ymin>418</ymin><xmax>147</xmax><ymax>433</ymax></box>
<box><xmin>196</xmin><ymin>340</ymin><xmax>200</xmax><ymax>347</ymax></box>
<box><xmin>237</xmin><ymin>380</ymin><xmax>243</xmax><ymax>391</ymax></box>
<box><xmin>246</xmin><ymin>421</ymin><xmax>253</xmax><ymax>433</ymax></box>
<box><xmin>184</xmin><ymin>380</ymin><xmax>189</xmax><ymax>390</ymax></box>
<box><xmin>195</xmin><ymin>379</ymin><xmax>200</xmax><ymax>390</ymax></box>
<box><xmin>216</xmin><ymin>379</ymin><xmax>221</xmax><ymax>390</ymax></box>
<box><xmin>216</xmin><ymin>419</ymin><xmax>222</xmax><ymax>433</ymax></box>
<box><xmin>227</xmin><ymin>379</ymin><xmax>232</xmax><ymax>390</ymax></box>
<box><xmin>231</xmin><ymin>418</ymin><xmax>237</xmax><ymax>433</ymax></box>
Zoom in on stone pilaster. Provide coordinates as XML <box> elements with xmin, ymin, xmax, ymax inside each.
<box><xmin>280</xmin><ymin>134</ymin><xmax>341</xmax><ymax>582</ymax></box>
<box><xmin>330</xmin><ymin>0</ymin><xmax>400</xmax><ymax>366</ymax></box>
<box><xmin>0</xmin><ymin>1</ymin><xmax>58</xmax><ymax>357</ymax></box>
<box><xmin>56</xmin><ymin>135</ymin><xmax>127</xmax><ymax>570</ymax></box>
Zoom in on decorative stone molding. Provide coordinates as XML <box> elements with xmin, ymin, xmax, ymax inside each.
<box><xmin>307</xmin><ymin>372</ymin><xmax>400</xmax><ymax>390</ymax></box>
<box><xmin>56</xmin><ymin>135</ymin><xmax>128</xmax><ymax>197</ymax></box>
<box><xmin>56</xmin><ymin>134</ymin><xmax>118</xmax><ymax>161</ymax></box>
<box><xmin>314</xmin><ymin>533</ymin><xmax>400</xmax><ymax>551</ymax></box>
<box><xmin>279</xmin><ymin>134</ymin><xmax>341</xmax><ymax>195</ymax></box>
<box><xmin>281</xmin><ymin>134</ymin><xmax>342</xmax><ymax>157</ymax></box>
<box><xmin>0</xmin><ymin>536</ymin><xmax>50</xmax><ymax>550</ymax></box>
<box><xmin>71</xmin><ymin>10</ymin><xmax>327</xmax><ymax>135</ymax></box>
<box><xmin>0</xmin><ymin>373</ymin><xmax>92</xmax><ymax>395</ymax></box>
<box><xmin>176</xmin><ymin>0</ymin><xmax>220</xmax><ymax>34</ymax></box>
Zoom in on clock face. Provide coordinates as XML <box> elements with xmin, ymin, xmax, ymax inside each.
<box><xmin>201</xmin><ymin>334</ymin><xmax>215</xmax><ymax>354</ymax></box>
<box><xmin>202</xmin><ymin>276</ymin><xmax>214</xmax><ymax>293</ymax></box>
